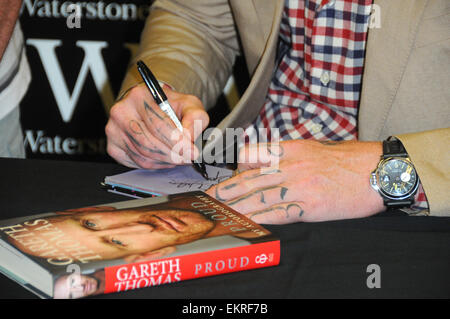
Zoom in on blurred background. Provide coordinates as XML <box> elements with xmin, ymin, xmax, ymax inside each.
<box><xmin>19</xmin><ymin>0</ymin><xmax>247</xmax><ymax>163</ymax></box>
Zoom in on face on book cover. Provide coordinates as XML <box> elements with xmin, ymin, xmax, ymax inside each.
<box><xmin>53</xmin><ymin>271</ymin><xmax>105</xmax><ymax>299</ymax></box>
<box><xmin>10</xmin><ymin>207</ymin><xmax>215</xmax><ymax>263</ymax></box>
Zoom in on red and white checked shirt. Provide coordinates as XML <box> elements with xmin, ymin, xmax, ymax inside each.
<box><xmin>243</xmin><ymin>0</ymin><xmax>428</xmax><ymax>212</ymax></box>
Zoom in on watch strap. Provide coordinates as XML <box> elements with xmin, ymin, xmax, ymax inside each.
<box><xmin>380</xmin><ymin>137</ymin><xmax>416</xmax><ymax>209</ymax></box>
<box><xmin>384</xmin><ymin>197</ymin><xmax>414</xmax><ymax>208</ymax></box>
<box><xmin>382</xmin><ymin>138</ymin><xmax>407</xmax><ymax>159</ymax></box>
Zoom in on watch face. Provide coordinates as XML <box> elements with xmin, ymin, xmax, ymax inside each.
<box><xmin>378</xmin><ymin>158</ymin><xmax>418</xmax><ymax>198</ymax></box>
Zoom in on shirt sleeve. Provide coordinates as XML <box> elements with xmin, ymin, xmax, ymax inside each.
<box><xmin>116</xmin><ymin>0</ymin><xmax>240</xmax><ymax>111</ymax></box>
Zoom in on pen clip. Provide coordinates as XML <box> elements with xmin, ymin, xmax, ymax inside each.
<box><xmin>137</xmin><ymin>60</ymin><xmax>167</xmax><ymax>103</ymax></box>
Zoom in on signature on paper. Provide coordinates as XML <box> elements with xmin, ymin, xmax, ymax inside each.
<box><xmin>168</xmin><ymin>171</ymin><xmax>231</xmax><ymax>190</ymax></box>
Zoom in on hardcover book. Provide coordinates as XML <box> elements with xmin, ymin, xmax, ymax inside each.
<box><xmin>0</xmin><ymin>192</ymin><xmax>280</xmax><ymax>299</ymax></box>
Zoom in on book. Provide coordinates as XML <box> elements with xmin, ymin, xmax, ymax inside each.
<box><xmin>102</xmin><ymin>165</ymin><xmax>233</xmax><ymax>198</ymax></box>
<box><xmin>0</xmin><ymin>191</ymin><xmax>280</xmax><ymax>299</ymax></box>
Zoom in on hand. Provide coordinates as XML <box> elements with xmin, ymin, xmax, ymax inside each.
<box><xmin>106</xmin><ymin>83</ymin><xmax>209</xmax><ymax>169</ymax></box>
<box><xmin>206</xmin><ymin>140</ymin><xmax>385</xmax><ymax>224</ymax></box>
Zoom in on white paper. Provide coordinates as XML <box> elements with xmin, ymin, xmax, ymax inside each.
<box><xmin>104</xmin><ymin>165</ymin><xmax>233</xmax><ymax>197</ymax></box>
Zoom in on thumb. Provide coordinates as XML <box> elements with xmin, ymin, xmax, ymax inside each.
<box><xmin>181</xmin><ymin>106</ymin><xmax>209</xmax><ymax>142</ymax></box>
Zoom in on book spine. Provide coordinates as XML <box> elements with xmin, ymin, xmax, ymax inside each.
<box><xmin>104</xmin><ymin>240</ymin><xmax>280</xmax><ymax>294</ymax></box>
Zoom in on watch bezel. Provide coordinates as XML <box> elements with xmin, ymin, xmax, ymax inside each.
<box><xmin>370</xmin><ymin>157</ymin><xmax>419</xmax><ymax>201</ymax></box>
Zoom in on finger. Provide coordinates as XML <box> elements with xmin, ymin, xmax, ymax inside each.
<box><xmin>139</xmin><ymin>98</ymin><xmax>180</xmax><ymax>147</ymax></box>
<box><xmin>180</xmin><ymin>104</ymin><xmax>209</xmax><ymax>142</ymax></box>
<box><xmin>207</xmin><ymin>167</ymin><xmax>284</xmax><ymax>203</ymax></box>
<box><xmin>181</xmin><ymin>108</ymin><xmax>208</xmax><ymax>162</ymax></box>
<box><xmin>106</xmin><ymin>143</ymin><xmax>140</xmax><ymax>168</ymax></box>
<box><xmin>237</xmin><ymin>142</ymin><xmax>286</xmax><ymax>171</ymax></box>
<box><xmin>106</xmin><ymin>119</ymin><xmax>140</xmax><ymax>168</ymax></box>
<box><xmin>139</xmin><ymin>99</ymin><xmax>196</xmax><ymax>162</ymax></box>
<box><xmin>225</xmin><ymin>184</ymin><xmax>293</xmax><ymax>215</ymax></box>
<box><xmin>165</xmin><ymin>90</ymin><xmax>207</xmax><ymax>159</ymax></box>
<box><xmin>108</xmin><ymin>139</ymin><xmax>176</xmax><ymax>170</ymax></box>
<box><xmin>122</xmin><ymin>138</ymin><xmax>177</xmax><ymax>169</ymax></box>
<box><xmin>244</xmin><ymin>202</ymin><xmax>306</xmax><ymax>225</ymax></box>
<box><xmin>108</xmin><ymin>120</ymin><xmax>177</xmax><ymax>170</ymax></box>
<box><xmin>125</xmin><ymin>119</ymin><xmax>186</xmax><ymax>165</ymax></box>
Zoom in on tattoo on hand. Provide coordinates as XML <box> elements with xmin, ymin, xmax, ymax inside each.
<box><xmin>124</xmin><ymin>141</ymin><xmax>147</xmax><ymax>163</ymax></box>
<box><xmin>319</xmin><ymin>140</ymin><xmax>344</xmax><ymax>146</ymax></box>
<box><xmin>280</xmin><ymin>187</ymin><xmax>288</xmax><ymax>200</ymax></box>
<box><xmin>129</xmin><ymin>120</ymin><xmax>147</xmax><ymax>136</ymax></box>
<box><xmin>215</xmin><ymin>186</ymin><xmax>227</xmax><ymax>202</ymax></box>
<box><xmin>226</xmin><ymin>185</ymin><xmax>280</xmax><ymax>206</ymax></box>
<box><xmin>144</xmin><ymin>100</ymin><xmax>177</xmax><ymax>135</ymax></box>
<box><xmin>153</xmin><ymin>160</ymin><xmax>172</xmax><ymax>165</ymax></box>
<box><xmin>243</xmin><ymin>169</ymin><xmax>282</xmax><ymax>181</ymax></box>
<box><xmin>260</xmin><ymin>191</ymin><xmax>266</xmax><ymax>204</ymax></box>
<box><xmin>141</xmin><ymin>101</ymin><xmax>175</xmax><ymax>145</ymax></box>
<box><xmin>126</xmin><ymin>128</ymin><xmax>166</xmax><ymax>156</ymax></box>
<box><xmin>286</xmin><ymin>203</ymin><xmax>304</xmax><ymax>218</ymax></box>
<box><xmin>124</xmin><ymin>159</ymin><xmax>137</xmax><ymax>167</ymax></box>
<box><xmin>222</xmin><ymin>183</ymin><xmax>238</xmax><ymax>190</ymax></box>
<box><xmin>250</xmin><ymin>203</ymin><xmax>304</xmax><ymax>221</ymax></box>
<box><xmin>260</xmin><ymin>168</ymin><xmax>282</xmax><ymax>176</ymax></box>
<box><xmin>267</xmin><ymin>143</ymin><xmax>284</xmax><ymax>157</ymax></box>
<box><xmin>144</xmin><ymin>100</ymin><xmax>164</xmax><ymax>121</ymax></box>
<box><xmin>124</xmin><ymin>142</ymin><xmax>172</xmax><ymax>167</ymax></box>
<box><xmin>217</xmin><ymin>169</ymin><xmax>282</xmax><ymax>200</ymax></box>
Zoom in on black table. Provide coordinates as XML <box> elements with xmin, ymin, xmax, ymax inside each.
<box><xmin>1</xmin><ymin>158</ymin><xmax>449</xmax><ymax>301</ymax></box>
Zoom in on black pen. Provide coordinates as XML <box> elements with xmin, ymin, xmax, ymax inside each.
<box><xmin>136</xmin><ymin>60</ymin><xmax>210</xmax><ymax>180</ymax></box>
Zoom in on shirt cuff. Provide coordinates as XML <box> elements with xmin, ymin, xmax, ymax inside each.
<box><xmin>401</xmin><ymin>182</ymin><xmax>430</xmax><ymax>216</ymax></box>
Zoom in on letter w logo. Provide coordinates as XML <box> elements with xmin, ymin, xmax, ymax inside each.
<box><xmin>26</xmin><ymin>39</ymin><xmax>115</xmax><ymax>122</ymax></box>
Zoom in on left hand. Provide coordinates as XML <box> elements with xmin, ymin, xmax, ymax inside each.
<box><xmin>206</xmin><ymin>140</ymin><xmax>385</xmax><ymax>224</ymax></box>
<box><xmin>105</xmin><ymin>83</ymin><xmax>209</xmax><ymax>169</ymax></box>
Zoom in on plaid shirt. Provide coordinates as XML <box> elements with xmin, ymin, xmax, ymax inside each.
<box><xmin>243</xmin><ymin>0</ymin><xmax>428</xmax><ymax>212</ymax></box>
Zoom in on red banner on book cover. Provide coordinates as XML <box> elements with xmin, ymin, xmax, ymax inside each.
<box><xmin>104</xmin><ymin>241</ymin><xmax>280</xmax><ymax>293</ymax></box>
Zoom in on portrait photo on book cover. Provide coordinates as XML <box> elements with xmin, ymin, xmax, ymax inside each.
<box><xmin>53</xmin><ymin>269</ymin><xmax>106</xmax><ymax>299</ymax></box>
<box><xmin>0</xmin><ymin>193</ymin><xmax>275</xmax><ymax>298</ymax></box>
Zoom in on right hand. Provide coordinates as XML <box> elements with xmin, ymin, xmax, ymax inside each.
<box><xmin>106</xmin><ymin>83</ymin><xmax>209</xmax><ymax>169</ymax></box>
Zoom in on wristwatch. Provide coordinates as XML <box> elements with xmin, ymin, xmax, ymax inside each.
<box><xmin>370</xmin><ymin>138</ymin><xmax>419</xmax><ymax>209</ymax></box>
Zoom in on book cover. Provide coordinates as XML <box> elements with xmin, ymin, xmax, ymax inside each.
<box><xmin>0</xmin><ymin>192</ymin><xmax>280</xmax><ymax>299</ymax></box>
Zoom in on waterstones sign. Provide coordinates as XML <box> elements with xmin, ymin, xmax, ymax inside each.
<box><xmin>19</xmin><ymin>0</ymin><xmax>151</xmax><ymax>162</ymax></box>
<box><xmin>22</xmin><ymin>0</ymin><xmax>150</xmax><ymax>21</ymax></box>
